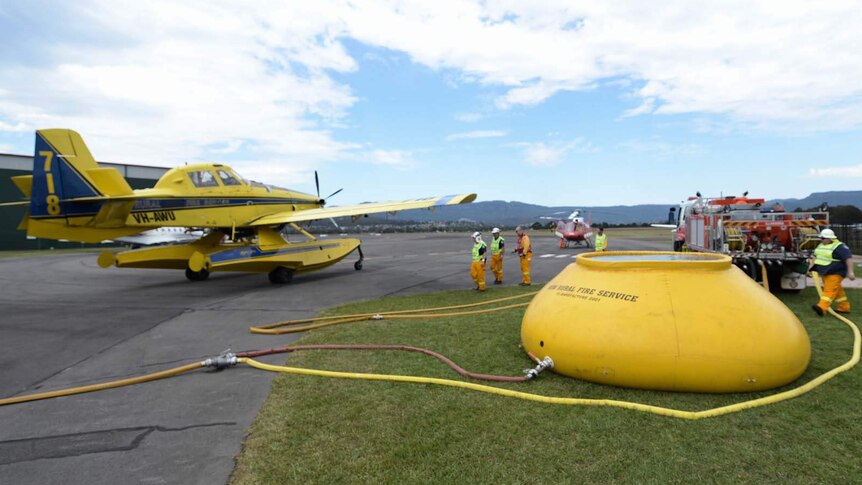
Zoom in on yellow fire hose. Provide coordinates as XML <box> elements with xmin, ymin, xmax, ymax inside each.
<box><xmin>1</xmin><ymin>278</ymin><xmax>858</xmax><ymax>420</ymax></box>
<box><xmin>0</xmin><ymin>362</ymin><xmax>203</xmax><ymax>406</ymax></box>
<box><xmin>249</xmin><ymin>291</ymin><xmax>539</xmax><ymax>334</ymax></box>
<box><xmin>241</xmin><ymin>272</ymin><xmax>859</xmax><ymax>420</ymax></box>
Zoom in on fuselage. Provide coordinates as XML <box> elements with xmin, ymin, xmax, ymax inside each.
<box><xmin>74</xmin><ymin>163</ymin><xmax>321</xmax><ymax>230</ymax></box>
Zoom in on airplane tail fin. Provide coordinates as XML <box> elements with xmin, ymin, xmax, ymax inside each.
<box><xmin>29</xmin><ymin>129</ymin><xmax>133</xmax><ymax>218</ymax></box>
<box><xmin>20</xmin><ymin>129</ymin><xmax>139</xmax><ymax>242</ymax></box>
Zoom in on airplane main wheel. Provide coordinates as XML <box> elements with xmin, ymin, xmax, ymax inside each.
<box><xmin>185</xmin><ymin>267</ymin><xmax>210</xmax><ymax>281</ymax></box>
<box><xmin>354</xmin><ymin>261</ymin><xmax>363</xmax><ymax>271</ymax></box>
<box><xmin>268</xmin><ymin>266</ymin><xmax>294</xmax><ymax>284</ymax></box>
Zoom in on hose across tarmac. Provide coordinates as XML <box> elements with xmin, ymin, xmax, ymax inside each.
<box><xmin>1</xmin><ymin>279</ymin><xmax>858</xmax><ymax>420</ymax></box>
<box><xmin>0</xmin><ymin>342</ymin><xmax>531</xmax><ymax>407</ymax></box>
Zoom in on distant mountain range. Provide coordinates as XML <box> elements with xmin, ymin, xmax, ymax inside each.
<box><xmin>382</xmin><ymin>191</ymin><xmax>862</xmax><ymax>226</ymax></box>
<box><xmin>767</xmin><ymin>191</ymin><xmax>862</xmax><ymax>211</ymax></box>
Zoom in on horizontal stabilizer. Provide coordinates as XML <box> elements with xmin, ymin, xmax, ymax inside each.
<box><xmin>17</xmin><ymin>212</ymin><xmax>29</xmax><ymax>230</ymax></box>
<box><xmin>12</xmin><ymin>175</ymin><xmax>32</xmax><ymax>198</ymax></box>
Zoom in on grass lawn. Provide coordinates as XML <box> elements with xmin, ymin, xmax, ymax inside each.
<box><xmin>230</xmin><ymin>284</ymin><xmax>862</xmax><ymax>483</ymax></box>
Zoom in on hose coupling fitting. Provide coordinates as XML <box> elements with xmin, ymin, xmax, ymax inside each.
<box><xmin>204</xmin><ymin>350</ymin><xmax>238</xmax><ymax>370</ymax></box>
<box><xmin>372</xmin><ymin>314</ymin><xmax>384</xmax><ymax>320</ymax></box>
<box><xmin>524</xmin><ymin>356</ymin><xmax>554</xmax><ymax>380</ymax></box>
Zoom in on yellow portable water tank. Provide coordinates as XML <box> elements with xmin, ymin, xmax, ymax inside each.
<box><xmin>521</xmin><ymin>251</ymin><xmax>811</xmax><ymax>393</ymax></box>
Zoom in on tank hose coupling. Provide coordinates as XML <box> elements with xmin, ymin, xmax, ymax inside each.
<box><xmin>524</xmin><ymin>356</ymin><xmax>554</xmax><ymax>380</ymax></box>
<box><xmin>203</xmin><ymin>350</ymin><xmax>238</xmax><ymax>370</ymax></box>
<box><xmin>372</xmin><ymin>314</ymin><xmax>384</xmax><ymax>320</ymax></box>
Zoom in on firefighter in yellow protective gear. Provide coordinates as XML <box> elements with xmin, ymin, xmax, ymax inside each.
<box><xmin>490</xmin><ymin>227</ymin><xmax>505</xmax><ymax>284</ymax></box>
<box><xmin>513</xmin><ymin>226</ymin><xmax>532</xmax><ymax>286</ymax></box>
<box><xmin>470</xmin><ymin>231</ymin><xmax>488</xmax><ymax>291</ymax></box>
<box><xmin>808</xmin><ymin>228</ymin><xmax>855</xmax><ymax>316</ymax></box>
<box><xmin>594</xmin><ymin>227</ymin><xmax>607</xmax><ymax>252</ymax></box>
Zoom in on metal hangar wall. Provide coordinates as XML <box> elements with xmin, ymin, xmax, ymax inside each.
<box><xmin>0</xmin><ymin>153</ymin><xmax>168</xmax><ymax>250</ymax></box>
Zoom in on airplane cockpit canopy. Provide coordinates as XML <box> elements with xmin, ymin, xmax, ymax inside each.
<box><xmin>216</xmin><ymin>169</ymin><xmax>242</xmax><ymax>186</ymax></box>
<box><xmin>186</xmin><ymin>167</ymin><xmax>248</xmax><ymax>188</ymax></box>
<box><xmin>188</xmin><ymin>170</ymin><xmax>219</xmax><ymax>188</ymax></box>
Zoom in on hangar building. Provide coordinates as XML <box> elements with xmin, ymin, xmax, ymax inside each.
<box><xmin>0</xmin><ymin>153</ymin><xmax>168</xmax><ymax>250</ymax></box>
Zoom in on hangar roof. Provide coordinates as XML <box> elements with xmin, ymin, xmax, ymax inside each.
<box><xmin>0</xmin><ymin>153</ymin><xmax>169</xmax><ymax>180</ymax></box>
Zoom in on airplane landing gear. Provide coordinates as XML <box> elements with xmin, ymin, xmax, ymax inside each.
<box><xmin>268</xmin><ymin>266</ymin><xmax>294</xmax><ymax>284</ymax></box>
<box><xmin>185</xmin><ymin>267</ymin><xmax>210</xmax><ymax>281</ymax></box>
<box><xmin>354</xmin><ymin>246</ymin><xmax>364</xmax><ymax>271</ymax></box>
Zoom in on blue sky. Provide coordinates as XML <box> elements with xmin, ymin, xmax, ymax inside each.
<box><xmin>1</xmin><ymin>1</ymin><xmax>861</xmax><ymax>206</ymax></box>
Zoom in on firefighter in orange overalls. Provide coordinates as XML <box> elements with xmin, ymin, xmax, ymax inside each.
<box><xmin>490</xmin><ymin>227</ymin><xmax>505</xmax><ymax>284</ymax></box>
<box><xmin>470</xmin><ymin>231</ymin><xmax>487</xmax><ymax>291</ymax></box>
<box><xmin>809</xmin><ymin>228</ymin><xmax>855</xmax><ymax>316</ymax></box>
<box><xmin>513</xmin><ymin>226</ymin><xmax>532</xmax><ymax>286</ymax></box>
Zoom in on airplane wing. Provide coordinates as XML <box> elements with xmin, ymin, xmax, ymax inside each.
<box><xmin>249</xmin><ymin>193</ymin><xmax>477</xmax><ymax>226</ymax></box>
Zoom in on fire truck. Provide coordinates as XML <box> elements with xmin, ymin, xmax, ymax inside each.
<box><xmin>662</xmin><ymin>193</ymin><xmax>829</xmax><ymax>290</ymax></box>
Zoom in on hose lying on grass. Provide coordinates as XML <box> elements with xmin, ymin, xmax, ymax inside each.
<box><xmin>1</xmin><ymin>278</ymin><xmax>858</xmax><ymax>420</ymax></box>
<box><xmin>248</xmin><ymin>291</ymin><xmax>539</xmax><ymax>334</ymax></box>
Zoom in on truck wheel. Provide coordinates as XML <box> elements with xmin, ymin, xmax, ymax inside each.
<box><xmin>766</xmin><ymin>267</ymin><xmax>785</xmax><ymax>292</ymax></box>
<box><xmin>746</xmin><ymin>257</ymin><xmax>760</xmax><ymax>280</ymax></box>
<box><xmin>268</xmin><ymin>266</ymin><xmax>294</xmax><ymax>284</ymax></box>
<box><xmin>673</xmin><ymin>240</ymin><xmax>683</xmax><ymax>252</ymax></box>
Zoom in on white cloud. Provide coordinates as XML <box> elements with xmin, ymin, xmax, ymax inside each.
<box><xmin>1</xmin><ymin>0</ymin><xmax>860</xmax><ymax>193</ymax></box>
<box><xmin>809</xmin><ymin>165</ymin><xmax>862</xmax><ymax>177</ymax></box>
<box><xmin>365</xmin><ymin>149</ymin><xmax>416</xmax><ymax>170</ymax></box>
<box><xmin>209</xmin><ymin>139</ymin><xmax>245</xmax><ymax>155</ymax></box>
<box><xmin>0</xmin><ymin>121</ymin><xmax>30</xmax><ymax>132</ymax></box>
<box><xmin>515</xmin><ymin>138</ymin><xmax>596</xmax><ymax>167</ymax></box>
<box><xmin>454</xmin><ymin>112</ymin><xmax>483</xmax><ymax>122</ymax></box>
<box><xmin>445</xmin><ymin>130</ymin><xmax>506</xmax><ymax>141</ymax></box>
<box><xmin>0</xmin><ymin>0</ymin><xmax>359</xmax><ymax>179</ymax></box>
<box><xmin>336</xmin><ymin>1</ymin><xmax>862</xmax><ymax>129</ymax></box>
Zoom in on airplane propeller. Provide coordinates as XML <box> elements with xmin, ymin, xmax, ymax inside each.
<box><xmin>314</xmin><ymin>170</ymin><xmax>343</xmax><ymax>207</ymax></box>
<box><xmin>314</xmin><ymin>170</ymin><xmax>344</xmax><ymax>230</ymax></box>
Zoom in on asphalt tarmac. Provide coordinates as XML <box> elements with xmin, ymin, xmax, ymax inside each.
<box><xmin>0</xmin><ymin>232</ymin><xmax>666</xmax><ymax>484</ymax></box>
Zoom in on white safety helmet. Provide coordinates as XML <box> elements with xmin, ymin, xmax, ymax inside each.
<box><xmin>492</xmin><ymin>227</ymin><xmax>500</xmax><ymax>234</ymax></box>
<box><xmin>819</xmin><ymin>228</ymin><xmax>836</xmax><ymax>239</ymax></box>
<box><xmin>472</xmin><ymin>231</ymin><xmax>481</xmax><ymax>239</ymax></box>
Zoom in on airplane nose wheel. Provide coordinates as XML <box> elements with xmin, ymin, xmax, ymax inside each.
<box><xmin>268</xmin><ymin>266</ymin><xmax>294</xmax><ymax>284</ymax></box>
<box><xmin>354</xmin><ymin>246</ymin><xmax>364</xmax><ymax>271</ymax></box>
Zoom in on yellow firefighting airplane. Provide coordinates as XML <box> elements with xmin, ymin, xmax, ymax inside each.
<box><xmin>3</xmin><ymin>129</ymin><xmax>476</xmax><ymax>283</ymax></box>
